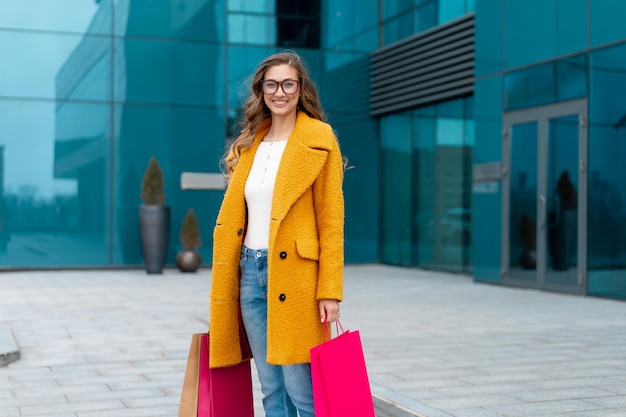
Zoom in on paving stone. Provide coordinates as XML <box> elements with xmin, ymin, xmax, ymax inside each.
<box><xmin>2</xmin><ymin>267</ymin><xmax>626</xmax><ymax>417</ymax></box>
<box><xmin>585</xmin><ymin>395</ymin><xmax>626</xmax><ymax>408</ymax></box>
<box><xmin>424</xmin><ymin>394</ymin><xmax>522</xmax><ymax>410</ymax></box>
<box><xmin>20</xmin><ymin>400</ymin><xmax>124</xmax><ymax>416</ymax></box>
<box><xmin>12</xmin><ymin>384</ymin><xmax>109</xmax><ymax>398</ymax></box>
<box><xmin>486</xmin><ymin>399</ymin><xmax>601</xmax><ymax>416</ymax></box>
<box><xmin>0</xmin><ymin>394</ymin><xmax>69</xmax><ymax>407</ymax></box>
<box><xmin>509</xmin><ymin>387</ymin><xmax>615</xmax><ymax>402</ymax></box>
<box><xmin>0</xmin><ymin>407</ymin><xmax>20</xmax><ymax>417</ymax></box>
<box><xmin>446</xmin><ymin>408</ymin><xmax>507</xmax><ymax>417</ymax></box>
<box><xmin>66</xmin><ymin>388</ymin><xmax>165</xmax><ymax>403</ymax></box>
<box><xmin>77</xmin><ymin>405</ymin><xmax>179</xmax><ymax>417</ymax></box>
<box><xmin>553</xmin><ymin>409</ymin><xmax>626</xmax><ymax>417</ymax></box>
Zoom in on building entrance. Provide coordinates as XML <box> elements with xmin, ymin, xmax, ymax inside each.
<box><xmin>502</xmin><ymin>100</ymin><xmax>588</xmax><ymax>294</ymax></box>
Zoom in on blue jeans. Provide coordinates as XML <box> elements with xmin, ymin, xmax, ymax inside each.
<box><xmin>239</xmin><ymin>245</ymin><xmax>315</xmax><ymax>417</ymax></box>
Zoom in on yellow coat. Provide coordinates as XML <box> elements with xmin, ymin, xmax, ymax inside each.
<box><xmin>209</xmin><ymin>111</ymin><xmax>345</xmax><ymax>368</ymax></box>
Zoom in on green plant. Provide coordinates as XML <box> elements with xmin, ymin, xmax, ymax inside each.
<box><xmin>180</xmin><ymin>208</ymin><xmax>202</xmax><ymax>251</ymax></box>
<box><xmin>141</xmin><ymin>157</ymin><xmax>165</xmax><ymax>205</ymax></box>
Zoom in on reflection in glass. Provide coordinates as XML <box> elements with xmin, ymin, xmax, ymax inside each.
<box><xmin>114</xmin><ymin>38</ymin><xmax>223</xmax><ymax>106</ymax></box>
<box><xmin>228</xmin><ymin>14</ymin><xmax>276</xmax><ymax>45</ymax></box>
<box><xmin>0</xmin><ymin>0</ymin><xmax>110</xmax><ymax>34</ymax></box>
<box><xmin>414</xmin><ymin>100</ymin><xmax>473</xmax><ymax>272</ymax></box>
<box><xmin>555</xmin><ymin>55</ymin><xmax>587</xmax><ymax>102</ymax></box>
<box><xmin>0</xmin><ymin>101</ymin><xmax>110</xmax><ymax>267</ymax></box>
<box><xmin>415</xmin><ymin>1</ymin><xmax>438</xmax><ymax>33</ymax></box>
<box><xmin>438</xmin><ymin>0</ymin><xmax>467</xmax><ymax>23</ymax></box>
<box><xmin>112</xmin><ymin>104</ymin><xmax>224</xmax><ymax>266</ymax></box>
<box><xmin>590</xmin><ymin>1</ymin><xmax>626</xmax><ymax>48</ymax></box>
<box><xmin>228</xmin><ymin>0</ymin><xmax>273</xmax><ymax>13</ymax></box>
<box><xmin>380</xmin><ymin>114</ymin><xmax>413</xmax><ymax>265</ymax></box>
<box><xmin>380</xmin><ymin>99</ymin><xmax>473</xmax><ymax>272</ymax></box>
<box><xmin>319</xmin><ymin>53</ymin><xmax>377</xmax><ymax>261</ymax></box>
<box><xmin>509</xmin><ymin>122</ymin><xmax>538</xmax><ymax>280</ymax></box>
<box><xmin>227</xmin><ymin>46</ymin><xmax>277</xmax><ymax>108</ymax></box>
<box><xmin>114</xmin><ymin>0</ymin><xmax>223</xmax><ymax>41</ymax></box>
<box><xmin>588</xmin><ymin>44</ymin><xmax>626</xmax><ymax>298</ymax></box>
<box><xmin>545</xmin><ymin>116</ymin><xmax>578</xmax><ymax>288</ymax></box>
<box><xmin>324</xmin><ymin>0</ymin><xmax>378</xmax><ymax>51</ymax></box>
<box><xmin>474</xmin><ymin>0</ymin><xmax>503</xmax><ymax>77</ymax></box>
<box><xmin>505</xmin><ymin>54</ymin><xmax>586</xmax><ymax>111</ymax></box>
<box><xmin>505</xmin><ymin>63</ymin><xmax>554</xmax><ymax>111</ymax></box>
<box><xmin>0</xmin><ymin>0</ymin><xmax>382</xmax><ymax>268</ymax></box>
<box><xmin>0</xmin><ymin>31</ymin><xmax>111</xmax><ymax>101</ymax></box>
<box><xmin>277</xmin><ymin>1</ymin><xmax>321</xmax><ymax>48</ymax></box>
<box><xmin>382</xmin><ymin>0</ymin><xmax>414</xmax><ymax>20</ymax></box>
<box><xmin>505</xmin><ymin>0</ymin><xmax>586</xmax><ymax>68</ymax></box>
<box><xmin>383</xmin><ymin>12</ymin><xmax>413</xmax><ymax>46</ymax></box>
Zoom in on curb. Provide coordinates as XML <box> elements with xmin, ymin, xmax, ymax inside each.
<box><xmin>0</xmin><ymin>325</ymin><xmax>20</xmax><ymax>367</ymax></box>
<box><xmin>374</xmin><ymin>393</ymin><xmax>428</xmax><ymax>417</ymax></box>
<box><xmin>372</xmin><ymin>386</ymin><xmax>454</xmax><ymax>417</ymax></box>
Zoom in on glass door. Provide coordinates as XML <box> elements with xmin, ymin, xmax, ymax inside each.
<box><xmin>545</xmin><ymin>116</ymin><xmax>580</xmax><ymax>287</ymax></box>
<box><xmin>502</xmin><ymin>100</ymin><xmax>587</xmax><ymax>294</ymax></box>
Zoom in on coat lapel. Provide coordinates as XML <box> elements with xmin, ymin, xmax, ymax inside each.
<box><xmin>271</xmin><ymin>139</ymin><xmax>327</xmax><ymax>221</ymax></box>
<box><xmin>218</xmin><ymin>113</ymin><xmax>330</xmax><ymax>235</ymax></box>
<box><xmin>271</xmin><ymin>112</ymin><xmax>329</xmax><ymax>223</ymax></box>
<box><xmin>215</xmin><ymin>137</ymin><xmax>261</xmax><ymax>226</ymax></box>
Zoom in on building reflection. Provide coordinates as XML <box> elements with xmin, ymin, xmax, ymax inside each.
<box><xmin>51</xmin><ymin>0</ymin><xmax>220</xmax><ymax>265</ymax></box>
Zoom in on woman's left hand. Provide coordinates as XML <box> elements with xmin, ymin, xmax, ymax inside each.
<box><xmin>319</xmin><ymin>299</ymin><xmax>340</xmax><ymax>323</ymax></box>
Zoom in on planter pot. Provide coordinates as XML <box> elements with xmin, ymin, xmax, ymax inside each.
<box><xmin>518</xmin><ymin>249</ymin><xmax>536</xmax><ymax>270</ymax></box>
<box><xmin>139</xmin><ymin>204</ymin><xmax>170</xmax><ymax>274</ymax></box>
<box><xmin>176</xmin><ymin>250</ymin><xmax>202</xmax><ymax>273</ymax></box>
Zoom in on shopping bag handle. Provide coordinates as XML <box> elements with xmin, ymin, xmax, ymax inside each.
<box><xmin>322</xmin><ymin>319</ymin><xmax>346</xmax><ymax>342</ymax></box>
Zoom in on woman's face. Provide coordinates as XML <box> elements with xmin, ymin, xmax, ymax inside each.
<box><xmin>262</xmin><ymin>64</ymin><xmax>300</xmax><ymax>119</ymax></box>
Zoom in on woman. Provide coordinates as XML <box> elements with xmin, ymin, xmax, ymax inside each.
<box><xmin>209</xmin><ymin>51</ymin><xmax>345</xmax><ymax>417</ymax></box>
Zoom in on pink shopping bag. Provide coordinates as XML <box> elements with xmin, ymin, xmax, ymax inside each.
<box><xmin>198</xmin><ymin>334</ymin><xmax>254</xmax><ymax>417</ymax></box>
<box><xmin>178</xmin><ymin>333</ymin><xmax>253</xmax><ymax>417</ymax></box>
<box><xmin>310</xmin><ymin>322</ymin><xmax>376</xmax><ymax>417</ymax></box>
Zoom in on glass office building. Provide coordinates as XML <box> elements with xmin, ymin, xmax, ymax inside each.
<box><xmin>1</xmin><ymin>1</ymin><xmax>625</xmax><ymax>300</ymax></box>
<box><xmin>474</xmin><ymin>0</ymin><xmax>626</xmax><ymax>300</ymax></box>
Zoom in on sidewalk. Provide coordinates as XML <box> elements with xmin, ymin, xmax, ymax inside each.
<box><xmin>1</xmin><ymin>265</ymin><xmax>626</xmax><ymax>417</ymax></box>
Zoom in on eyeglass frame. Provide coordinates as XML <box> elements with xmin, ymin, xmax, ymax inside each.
<box><xmin>260</xmin><ymin>79</ymin><xmax>300</xmax><ymax>95</ymax></box>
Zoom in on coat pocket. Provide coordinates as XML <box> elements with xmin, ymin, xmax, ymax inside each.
<box><xmin>296</xmin><ymin>238</ymin><xmax>320</xmax><ymax>261</ymax></box>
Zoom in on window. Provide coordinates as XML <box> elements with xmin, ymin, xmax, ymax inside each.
<box><xmin>277</xmin><ymin>0</ymin><xmax>321</xmax><ymax>48</ymax></box>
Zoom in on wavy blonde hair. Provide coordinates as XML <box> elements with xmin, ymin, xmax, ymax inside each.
<box><xmin>223</xmin><ymin>51</ymin><xmax>325</xmax><ymax>180</ymax></box>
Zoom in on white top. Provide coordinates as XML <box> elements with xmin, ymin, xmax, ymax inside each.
<box><xmin>244</xmin><ymin>140</ymin><xmax>287</xmax><ymax>249</ymax></box>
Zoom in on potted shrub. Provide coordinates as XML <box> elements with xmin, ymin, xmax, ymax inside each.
<box><xmin>139</xmin><ymin>157</ymin><xmax>170</xmax><ymax>274</ymax></box>
<box><xmin>176</xmin><ymin>208</ymin><xmax>202</xmax><ymax>273</ymax></box>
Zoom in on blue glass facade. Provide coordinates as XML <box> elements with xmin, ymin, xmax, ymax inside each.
<box><xmin>0</xmin><ymin>0</ymin><xmax>380</xmax><ymax>268</ymax></box>
<box><xmin>380</xmin><ymin>98</ymin><xmax>474</xmax><ymax>273</ymax></box>
<box><xmin>475</xmin><ymin>0</ymin><xmax>626</xmax><ymax>299</ymax></box>
<box><xmin>4</xmin><ymin>0</ymin><xmax>625</xmax><ymax>301</ymax></box>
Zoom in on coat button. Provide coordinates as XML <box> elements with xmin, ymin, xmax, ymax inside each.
<box><xmin>237</xmin><ymin>228</ymin><xmax>243</xmax><ymax>236</ymax></box>
<box><xmin>279</xmin><ymin>293</ymin><xmax>286</xmax><ymax>302</ymax></box>
<box><xmin>279</xmin><ymin>251</ymin><xmax>287</xmax><ymax>259</ymax></box>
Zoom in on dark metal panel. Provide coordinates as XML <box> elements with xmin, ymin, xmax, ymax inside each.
<box><xmin>371</xmin><ymin>14</ymin><xmax>475</xmax><ymax>63</ymax></box>
<box><xmin>370</xmin><ymin>13</ymin><xmax>475</xmax><ymax>116</ymax></box>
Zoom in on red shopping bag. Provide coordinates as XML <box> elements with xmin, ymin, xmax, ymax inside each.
<box><xmin>310</xmin><ymin>321</ymin><xmax>376</xmax><ymax>417</ymax></box>
<box><xmin>178</xmin><ymin>333</ymin><xmax>253</xmax><ymax>417</ymax></box>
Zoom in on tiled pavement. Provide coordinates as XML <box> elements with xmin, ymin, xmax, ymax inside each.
<box><xmin>1</xmin><ymin>265</ymin><xmax>626</xmax><ymax>416</ymax></box>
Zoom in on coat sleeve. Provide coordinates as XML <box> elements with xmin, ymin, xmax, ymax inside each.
<box><xmin>312</xmin><ymin>129</ymin><xmax>345</xmax><ymax>301</ymax></box>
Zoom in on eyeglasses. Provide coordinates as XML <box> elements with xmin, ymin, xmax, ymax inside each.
<box><xmin>261</xmin><ymin>79</ymin><xmax>299</xmax><ymax>95</ymax></box>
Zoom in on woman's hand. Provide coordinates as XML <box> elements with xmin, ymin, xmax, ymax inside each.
<box><xmin>319</xmin><ymin>299</ymin><xmax>340</xmax><ymax>323</ymax></box>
